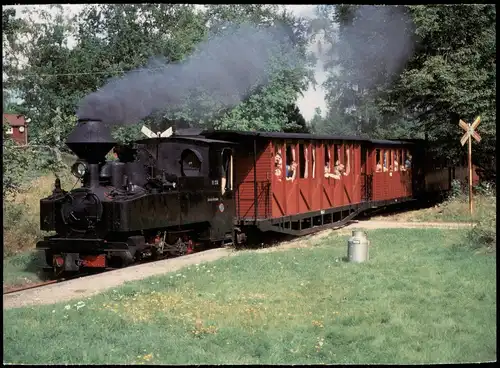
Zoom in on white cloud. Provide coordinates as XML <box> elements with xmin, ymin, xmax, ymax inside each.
<box><xmin>7</xmin><ymin>4</ymin><xmax>327</xmax><ymax>120</ymax></box>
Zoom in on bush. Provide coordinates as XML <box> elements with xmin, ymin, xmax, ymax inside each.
<box><xmin>465</xmin><ymin>190</ymin><xmax>496</xmax><ymax>253</ymax></box>
<box><xmin>3</xmin><ymin>201</ymin><xmax>44</xmax><ymax>257</ymax></box>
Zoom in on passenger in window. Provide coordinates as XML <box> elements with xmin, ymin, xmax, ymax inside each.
<box><xmin>405</xmin><ymin>155</ymin><xmax>412</xmax><ymax>169</ymax></box>
<box><xmin>331</xmin><ymin>160</ymin><xmax>341</xmax><ymax>180</ymax></box>
<box><xmin>394</xmin><ymin>155</ymin><xmax>399</xmax><ymax>171</ymax></box>
<box><xmin>286</xmin><ymin>161</ymin><xmax>297</xmax><ymax>181</ymax></box>
<box><xmin>324</xmin><ymin>164</ymin><xmax>331</xmax><ymax>177</ymax></box>
<box><xmin>274</xmin><ymin>152</ymin><xmax>283</xmax><ymax>181</ymax></box>
<box><xmin>376</xmin><ymin>162</ymin><xmax>382</xmax><ymax>172</ymax></box>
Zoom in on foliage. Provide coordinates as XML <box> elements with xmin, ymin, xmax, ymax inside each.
<box><xmin>312</xmin><ymin>5</ymin><xmax>496</xmax><ymax>180</ymax></box>
<box><xmin>311</xmin><ymin>5</ymin><xmax>416</xmax><ymax>139</ymax></box>
<box><xmin>2</xmin><ymin>125</ymin><xmax>33</xmax><ymax>198</ymax></box>
<box><xmin>388</xmin><ymin>5</ymin><xmax>496</xmax><ymax>177</ymax></box>
<box><xmin>4</xmin><ymin>4</ymin><xmax>313</xmax><ymax>151</ymax></box>
<box><xmin>3</xmin><ymin>171</ymin><xmax>75</xmax><ymax>258</ymax></box>
<box><xmin>3</xmin><ymin>229</ymin><xmax>496</xmax><ymax>364</ymax></box>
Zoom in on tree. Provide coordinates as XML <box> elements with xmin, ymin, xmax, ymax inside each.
<box><xmin>6</xmin><ymin>4</ymin><xmax>315</xmax><ymax>149</ymax></box>
<box><xmin>313</xmin><ymin>5</ymin><xmax>496</xmax><ymax>180</ymax></box>
<box><xmin>383</xmin><ymin>5</ymin><xmax>496</xmax><ymax>179</ymax></box>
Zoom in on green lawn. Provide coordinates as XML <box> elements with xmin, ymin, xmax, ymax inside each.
<box><xmin>3</xmin><ymin>229</ymin><xmax>496</xmax><ymax>364</ymax></box>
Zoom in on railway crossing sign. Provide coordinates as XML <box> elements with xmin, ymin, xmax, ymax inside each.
<box><xmin>458</xmin><ymin>116</ymin><xmax>481</xmax><ymax>216</ymax></box>
<box><xmin>459</xmin><ymin>116</ymin><xmax>481</xmax><ymax>146</ymax></box>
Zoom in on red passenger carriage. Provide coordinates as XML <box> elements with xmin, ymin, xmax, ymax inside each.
<box><xmin>202</xmin><ymin>130</ymin><xmax>477</xmax><ymax>237</ymax></box>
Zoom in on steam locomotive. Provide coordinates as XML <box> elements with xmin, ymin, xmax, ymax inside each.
<box><xmin>37</xmin><ymin>120</ymin><xmax>238</xmax><ymax>273</ymax></box>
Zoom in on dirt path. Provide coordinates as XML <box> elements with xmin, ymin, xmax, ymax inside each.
<box><xmin>3</xmin><ymin>248</ymin><xmax>235</xmax><ymax>310</ymax></box>
<box><xmin>3</xmin><ymin>220</ymin><xmax>472</xmax><ymax>310</ymax></box>
<box><xmin>343</xmin><ymin>220</ymin><xmax>474</xmax><ymax>230</ymax></box>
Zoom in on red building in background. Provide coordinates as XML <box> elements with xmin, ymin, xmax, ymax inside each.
<box><xmin>3</xmin><ymin>113</ymin><xmax>28</xmax><ymax>145</ymax></box>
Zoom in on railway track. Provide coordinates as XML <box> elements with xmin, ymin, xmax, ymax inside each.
<box><xmin>2</xmin><ymin>248</ymin><xmax>219</xmax><ymax>296</ymax></box>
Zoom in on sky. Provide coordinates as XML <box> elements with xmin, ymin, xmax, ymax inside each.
<box><xmin>6</xmin><ymin>4</ymin><xmax>328</xmax><ymax>121</ymax></box>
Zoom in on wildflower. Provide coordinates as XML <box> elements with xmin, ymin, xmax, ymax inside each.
<box><xmin>52</xmin><ymin>310</ymin><xmax>55</xmax><ymax>313</ymax></box>
<box><xmin>207</xmin><ymin>270</ymin><xmax>211</xmax><ymax>273</ymax></box>
<box><xmin>64</xmin><ymin>305</ymin><xmax>71</xmax><ymax>310</ymax></box>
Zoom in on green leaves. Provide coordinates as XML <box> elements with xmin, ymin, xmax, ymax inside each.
<box><xmin>314</xmin><ymin>5</ymin><xmax>495</xmax><ymax>180</ymax></box>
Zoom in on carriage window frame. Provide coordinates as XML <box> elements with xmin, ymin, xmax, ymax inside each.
<box><xmin>344</xmin><ymin>143</ymin><xmax>351</xmax><ymax>176</ymax></box>
<box><xmin>299</xmin><ymin>142</ymin><xmax>308</xmax><ymax>179</ymax></box>
<box><xmin>274</xmin><ymin>142</ymin><xmax>284</xmax><ymax>181</ymax></box>
<box><xmin>404</xmin><ymin>149</ymin><xmax>412</xmax><ymax>170</ymax></box>
<box><xmin>375</xmin><ymin>149</ymin><xmax>382</xmax><ymax>173</ymax></box>
<box><xmin>324</xmin><ymin>143</ymin><xmax>331</xmax><ymax>175</ymax></box>
<box><xmin>324</xmin><ymin>142</ymin><xmax>333</xmax><ymax>178</ymax></box>
<box><xmin>311</xmin><ymin>143</ymin><xmax>316</xmax><ymax>179</ymax></box>
<box><xmin>285</xmin><ymin>141</ymin><xmax>297</xmax><ymax>181</ymax></box>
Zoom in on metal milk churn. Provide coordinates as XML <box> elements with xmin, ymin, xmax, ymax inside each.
<box><xmin>347</xmin><ymin>230</ymin><xmax>370</xmax><ymax>263</ymax></box>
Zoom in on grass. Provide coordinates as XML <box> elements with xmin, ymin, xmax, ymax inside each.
<box><xmin>373</xmin><ymin>192</ymin><xmax>496</xmax><ymax>224</ymax></box>
<box><xmin>3</xmin><ymin>228</ymin><xmax>496</xmax><ymax>364</ymax></box>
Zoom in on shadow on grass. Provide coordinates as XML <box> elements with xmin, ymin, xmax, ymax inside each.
<box><xmin>233</xmin><ymin>230</ymin><xmax>297</xmax><ymax>251</ymax></box>
<box><xmin>3</xmin><ymin>251</ymin><xmax>52</xmax><ymax>287</ymax></box>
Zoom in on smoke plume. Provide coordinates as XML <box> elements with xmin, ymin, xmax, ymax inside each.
<box><xmin>76</xmin><ymin>22</ymin><xmax>301</xmax><ymax>125</ymax></box>
<box><xmin>332</xmin><ymin>5</ymin><xmax>415</xmax><ymax>90</ymax></box>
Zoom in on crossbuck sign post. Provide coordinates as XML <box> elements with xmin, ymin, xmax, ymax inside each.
<box><xmin>459</xmin><ymin>116</ymin><xmax>481</xmax><ymax>216</ymax></box>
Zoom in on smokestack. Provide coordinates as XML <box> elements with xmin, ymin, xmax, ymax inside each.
<box><xmin>66</xmin><ymin>120</ymin><xmax>116</xmax><ymax>164</ymax></box>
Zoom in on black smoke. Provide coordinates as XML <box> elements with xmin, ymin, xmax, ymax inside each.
<box><xmin>76</xmin><ymin>22</ymin><xmax>302</xmax><ymax>125</ymax></box>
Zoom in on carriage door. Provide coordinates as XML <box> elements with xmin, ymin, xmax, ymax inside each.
<box><xmin>360</xmin><ymin>145</ymin><xmax>372</xmax><ymax>201</ymax></box>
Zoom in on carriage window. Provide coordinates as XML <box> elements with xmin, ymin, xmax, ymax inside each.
<box><xmin>383</xmin><ymin>151</ymin><xmax>389</xmax><ymax>172</ymax></box>
<box><xmin>344</xmin><ymin>145</ymin><xmax>351</xmax><ymax>176</ymax></box>
<box><xmin>324</xmin><ymin>144</ymin><xmax>332</xmax><ymax>178</ymax></box>
<box><xmin>330</xmin><ymin>145</ymin><xmax>342</xmax><ymax>179</ymax></box>
<box><xmin>181</xmin><ymin>149</ymin><xmax>202</xmax><ymax>177</ymax></box>
<box><xmin>394</xmin><ymin>150</ymin><xmax>399</xmax><ymax>171</ymax></box>
<box><xmin>376</xmin><ymin>149</ymin><xmax>382</xmax><ymax>172</ymax></box>
<box><xmin>285</xmin><ymin>144</ymin><xmax>297</xmax><ymax>181</ymax></box>
<box><xmin>400</xmin><ymin>150</ymin><xmax>406</xmax><ymax>171</ymax></box>
<box><xmin>274</xmin><ymin>143</ymin><xmax>283</xmax><ymax>181</ymax></box>
<box><xmin>405</xmin><ymin>150</ymin><xmax>412</xmax><ymax>170</ymax></box>
<box><xmin>389</xmin><ymin>150</ymin><xmax>394</xmax><ymax>171</ymax></box>
<box><xmin>311</xmin><ymin>144</ymin><xmax>316</xmax><ymax>179</ymax></box>
<box><xmin>221</xmin><ymin>148</ymin><xmax>232</xmax><ymax>195</ymax></box>
<box><xmin>299</xmin><ymin>144</ymin><xmax>308</xmax><ymax>179</ymax></box>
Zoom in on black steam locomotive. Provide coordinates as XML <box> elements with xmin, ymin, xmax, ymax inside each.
<box><xmin>37</xmin><ymin>120</ymin><xmax>238</xmax><ymax>273</ymax></box>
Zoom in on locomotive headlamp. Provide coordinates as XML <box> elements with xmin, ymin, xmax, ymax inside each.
<box><xmin>71</xmin><ymin>161</ymin><xmax>88</xmax><ymax>179</ymax></box>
